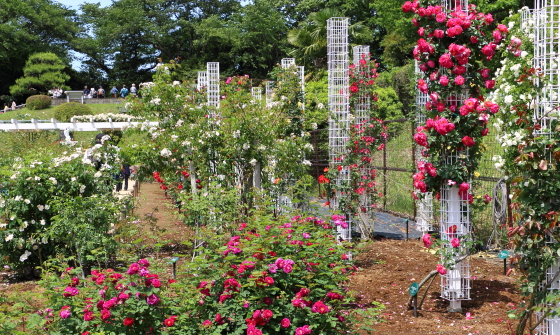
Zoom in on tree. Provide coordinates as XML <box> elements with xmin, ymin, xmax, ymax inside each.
<box><xmin>10</xmin><ymin>53</ymin><xmax>70</xmax><ymax>96</ymax></box>
<box><xmin>0</xmin><ymin>0</ymin><xmax>77</xmax><ymax>95</ymax></box>
<box><xmin>287</xmin><ymin>8</ymin><xmax>373</xmax><ymax>73</ymax></box>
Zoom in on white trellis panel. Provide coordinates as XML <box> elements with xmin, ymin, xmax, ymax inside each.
<box><xmin>251</xmin><ymin>87</ymin><xmax>262</xmax><ymax>101</ymax></box>
<box><xmin>534</xmin><ymin>1</ymin><xmax>560</xmax><ymax>136</ymax></box>
<box><xmin>352</xmin><ymin>45</ymin><xmax>370</xmax><ymax>125</ymax></box>
<box><xmin>441</xmin><ymin>0</ymin><xmax>468</xmax><ymax>11</ymax></box>
<box><xmin>534</xmin><ymin>1</ymin><xmax>560</xmax><ymax>333</ymax></box>
<box><xmin>197</xmin><ymin>71</ymin><xmax>207</xmax><ymax>90</ymax></box>
<box><xmin>414</xmin><ymin>60</ymin><xmax>434</xmax><ymax>232</ymax></box>
<box><xmin>265</xmin><ymin>81</ymin><xmax>275</xmax><ymax>107</ymax></box>
<box><xmin>207</xmin><ymin>62</ymin><xmax>220</xmax><ymax>111</ymax></box>
<box><xmin>328</xmin><ymin>17</ymin><xmax>351</xmax><ymax>242</ymax></box>
<box><xmin>281</xmin><ymin>58</ymin><xmax>296</xmax><ymax>68</ymax></box>
<box><xmin>353</xmin><ymin>45</ymin><xmax>370</xmax><ymax>66</ymax></box>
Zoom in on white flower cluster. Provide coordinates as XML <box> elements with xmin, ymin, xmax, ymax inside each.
<box><xmin>72</xmin><ymin>113</ymin><xmax>141</xmax><ymax>122</ymax></box>
<box><xmin>160</xmin><ymin>148</ymin><xmax>173</xmax><ymax>157</ymax></box>
<box><xmin>492</xmin><ymin>155</ymin><xmax>506</xmax><ymax>171</ymax></box>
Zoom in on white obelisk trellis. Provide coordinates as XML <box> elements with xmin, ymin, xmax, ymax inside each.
<box><xmin>327</xmin><ymin>17</ymin><xmax>352</xmax><ymax>242</ymax></box>
<box><xmin>265</xmin><ymin>81</ymin><xmax>274</xmax><ymax>107</ymax></box>
<box><xmin>251</xmin><ymin>87</ymin><xmax>262</xmax><ymax>101</ymax></box>
<box><xmin>207</xmin><ymin>62</ymin><xmax>220</xmax><ymax>111</ymax></box>
<box><xmin>533</xmin><ymin>2</ymin><xmax>560</xmax><ymax>333</ymax></box>
<box><xmin>351</xmin><ymin>45</ymin><xmax>373</xmax><ymax>216</ymax></box>
<box><xmin>414</xmin><ymin>61</ymin><xmax>434</xmax><ymax>233</ymax></box>
<box><xmin>281</xmin><ymin>58</ymin><xmax>295</xmax><ymax>68</ymax></box>
<box><xmin>438</xmin><ymin>0</ymin><xmax>470</xmax><ymax>313</ymax></box>
<box><xmin>197</xmin><ymin>71</ymin><xmax>207</xmax><ymax>90</ymax></box>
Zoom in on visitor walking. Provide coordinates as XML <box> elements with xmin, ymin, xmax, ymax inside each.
<box><xmin>130</xmin><ymin>84</ymin><xmax>137</xmax><ymax>97</ymax></box>
<box><xmin>83</xmin><ymin>86</ymin><xmax>89</xmax><ymax>97</ymax></box>
<box><xmin>110</xmin><ymin>86</ymin><xmax>118</xmax><ymax>98</ymax></box>
<box><xmin>120</xmin><ymin>85</ymin><xmax>129</xmax><ymax>98</ymax></box>
<box><xmin>98</xmin><ymin>86</ymin><xmax>105</xmax><ymax>98</ymax></box>
<box><xmin>11</xmin><ymin>100</ymin><xmax>16</xmax><ymax>110</ymax></box>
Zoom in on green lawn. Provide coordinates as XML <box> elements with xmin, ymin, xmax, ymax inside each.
<box><xmin>0</xmin><ymin>102</ymin><xmax>125</xmax><ymax>121</ymax></box>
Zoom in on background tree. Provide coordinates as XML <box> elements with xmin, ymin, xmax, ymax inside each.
<box><xmin>0</xmin><ymin>0</ymin><xmax>77</xmax><ymax>97</ymax></box>
<box><xmin>287</xmin><ymin>8</ymin><xmax>373</xmax><ymax>75</ymax></box>
<box><xmin>10</xmin><ymin>53</ymin><xmax>70</xmax><ymax>97</ymax></box>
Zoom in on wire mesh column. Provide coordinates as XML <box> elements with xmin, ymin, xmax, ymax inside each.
<box><xmin>414</xmin><ymin>61</ymin><xmax>434</xmax><ymax>232</ymax></box>
<box><xmin>265</xmin><ymin>81</ymin><xmax>274</xmax><ymax>107</ymax></box>
<box><xmin>352</xmin><ymin>45</ymin><xmax>372</xmax><ymax>216</ymax></box>
<box><xmin>251</xmin><ymin>87</ymin><xmax>262</xmax><ymax>101</ymax></box>
<box><xmin>438</xmin><ymin>0</ymin><xmax>470</xmax><ymax>312</ymax></box>
<box><xmin>298</xmin><ymin>66</ymin><xmax>305</xmax><ymax>110</ymax></box>
<box><xmin>197</xmin><ymin>71</ymin><xmax>207</xmax><ymax>90</ymax></box>
<box><xmin>352</xmin><ymin>45</ymin><xmax>370</xmax><ymax>125</ymax></box>
<box><xmin>328</xmin><ymin>17</ymin><xmax>351</xmax><ymax>242</ymax></box>
<box><xmin>207</xmin><ymin>62</ymin><xmax>220</xmax><ymax>112</ymax></box>
<box><xmin>281</xmin><ymin>58</ymin><xmax>296</xmax><ymax>68</ymax></box>
<box><xmin>534</xmin><ymin>1</ymin><xmax>560</xmax><ymax>333</ymax></box>
<box><xmin>439</xmin><ymin>93</ymin><xmax>471</xmax><ymax>312</ymax></box>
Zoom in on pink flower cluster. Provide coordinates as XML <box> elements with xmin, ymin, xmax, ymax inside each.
<box><xmin>332</xmin><ymin>214</ymin><xmax>348</xmax><ymax>229</ymax></box>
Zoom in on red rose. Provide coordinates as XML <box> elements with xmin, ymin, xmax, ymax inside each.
<box><xmin>461</xmin><ymin>136</ymin><xmax>475</xmax><ymax>147</ymax></box>
<box><xmin>123</xmin><ymin>317</ymin><xmax>135</xmax><ymax>327</ymax></box>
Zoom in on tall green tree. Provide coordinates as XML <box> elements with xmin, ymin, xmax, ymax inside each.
<box><xmin>287</xmin><ymin>8</ymin><xmax>373</xmax><ymax>73</ymax></box>
<box><xmin>10</xmin><ymin>53</ymin><xmax>70</xmax><ymax>96</ymax></box>
<box><xmin>0</xmin><ymin>0</ymin><xmax>77</xmax><ymax>96</ymax></box>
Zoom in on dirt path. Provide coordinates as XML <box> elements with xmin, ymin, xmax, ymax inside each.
<box><xmin>133</xmin><ymin>182</ymin><xmax>194</xmax><ymax>247</ymax></box>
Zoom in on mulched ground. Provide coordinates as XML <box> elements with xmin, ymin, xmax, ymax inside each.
<box><xmin>351</xmin><ymin>238</ymin><xmax>521</xmax><ymax>334</ymax></box>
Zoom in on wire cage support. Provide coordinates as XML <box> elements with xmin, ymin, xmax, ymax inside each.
<box><xmin>441</xmin><ymin>0</ymin><xmax>468</xmax><ymax>11</ymax></box>
<box><xmin>197</xmin><ymin>71</ymin><xmax>207</xmax><ymax>90</ymax></box>
<box><xmin>328</xmin><ymin>17</ymin><xmax>351</xmax><ymax>241</ymax></box>
<box><xmin>206</xmin><ymin>62</ymin><xmax>220</xmax><ymax>111</ymax></box>
<box><xmin>251</xmin><ymin>87</ymin><xmax>262</xmax><ymax>101</ymax></box>
<box><xmin>281</xmin><ymin>58</ymin><xmax>296</xmax><ymax>69</ymax></box>
<box><xmin>534</xmin><ymin>0</ymin><xmax>560</xmax><ymax>137</ymax></box>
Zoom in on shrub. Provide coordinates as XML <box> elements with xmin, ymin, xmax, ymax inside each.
<box><xmin>54</xmin><ymin>102</ymin><xmax>92</xmax><ymax>122</ymax></box>
<box><xmin>41</xmin><ymin>261</ymin><xmax>175</xmax><ymax>335</ymax></box>
<box><xmin>25</xmin><ymin>95</ymin><xmax>51</xmax><ymax>110</ymax></box>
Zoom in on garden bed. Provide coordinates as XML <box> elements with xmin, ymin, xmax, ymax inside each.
<box><xmin>352</xmin><ymin>239</ymin><xmax>521</xmax><ymax>334</ymax></box>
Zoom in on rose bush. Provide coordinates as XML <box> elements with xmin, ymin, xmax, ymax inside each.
<box><xmin>172</xmin><ymin>214</ymin><xmax>383</xmax><ymax>334</ymax></box>
<box><xmin>0</xmin><ymin>148</ymin><xmax>121</xmax><ymax>273</ymax></box>
<box><xmin>40</xmin><ymin>260</ymin><xmax>176</xmax><ymax>334</ymax></box>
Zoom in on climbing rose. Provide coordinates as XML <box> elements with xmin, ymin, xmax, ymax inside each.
<box><xmin>436</xmin><ymin>264</ymin><xmax>447</xmax><ymax>275</ymax></box>
<box><xmin>123</xmin><ymin>317</ymin><xmax>135</xmax><ymax>326</ymax></box>
<box><xmin>422</xmin><ymin>234</ymin><xmax>433</xmax><ymax>248</ymax></box>
<box><xmin>451</xmin><ymin>238</ymin><xmax>460</xmax><ymax>248</ymax></box>
<box><xmin>461</xmin><ymin>136</ymin><xmax>475</xmax><ymax>147</ymax></box>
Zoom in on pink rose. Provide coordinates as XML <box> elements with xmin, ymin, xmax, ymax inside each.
<box><xmin>422</xmin><ymin>234</ymin><xmax>433</xmax><ymax>248</ymax></box>
<box><xmin>454</xmin><ymin>75</ymin><xmax>465</xmax><ymax>86</ymax></box>
<box><xmin>436</xmin><ymin>264</ymin><xmax>447</xmax><ymax>275</ymax></box>
<box><xmin>281</xmin><ymin>318</ymin><xmax>291</xmax><ymax>328</ymax></box>
<box><xmin>451</xmin><ymin>238</ymin><xmax>460</xmax><ymax>248</ymax></box>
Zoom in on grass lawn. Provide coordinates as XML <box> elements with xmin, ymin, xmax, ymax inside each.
<box><xmin>0</xmin><ymin>102</ymin><xmax>125</xmax><ymax>121</ymax></box>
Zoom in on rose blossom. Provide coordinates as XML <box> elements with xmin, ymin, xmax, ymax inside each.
<box><xmin>281</xmin><ymin>318</ymin><xmax>291</xmax><ymax>328</ymax></box>
<box><xmin>146</xmin><ymin>294</ymin><xmax>160</xmax><ymax>305</ymax></box>
<box><xmin>451</xmin><ymin>238</ymin><xmax>460</xmax><ymax>248</ymax></box>
<box><xmin>422</xmin><ymin>234</ymin><xmax>433</xmax><ymax>248</ymax></box>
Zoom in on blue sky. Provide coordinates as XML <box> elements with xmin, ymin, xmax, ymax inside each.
<box><xmin>56</xmin><ymin>0</ymin><xmax>113</xmax><ymax>9</ymax></box>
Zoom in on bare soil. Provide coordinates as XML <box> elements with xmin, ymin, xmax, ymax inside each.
<box><xmin>351</xmin><ymin>238</ymin><xmax>521</xmax><ymax>335</ymax></box>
